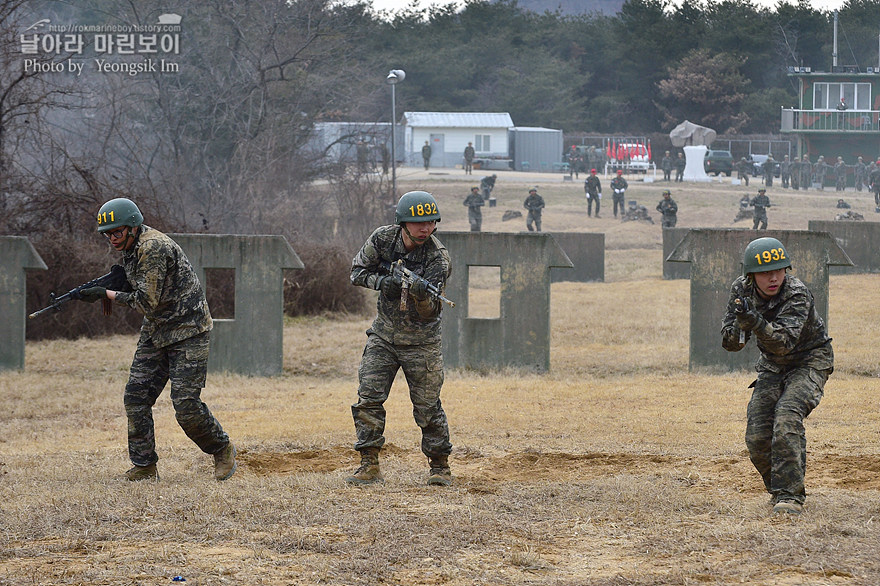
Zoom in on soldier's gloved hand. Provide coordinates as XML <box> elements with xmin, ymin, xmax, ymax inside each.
<box><xmin>735</xmin><ymin>299</ymin><xmax>763</xmax><ymax>331</ymax></box>
<box><xmin>78</xmin><ymin>286</ymin><xmax>107</xmax><ymax>303</ymax></box>
<box><xmin>376</xmin><ymin>274</ymin><xmax>401</xmax><ymax>298</ymax></box>
<box><xmin>409</xmin><ymin>278</ymin><xmax>430</xmax><ymax>301</ymax></box>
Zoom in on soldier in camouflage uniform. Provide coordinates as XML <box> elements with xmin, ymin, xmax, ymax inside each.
<box><xmin>524</xmin><ymin>187</ymin><xmax>546</xmax><ymax>231</ymax></box>
<box><xmin>799</xmin><ymin>154</ymin><xmax>812</xmax><ymax>190</ymax></box>
<box><xmin>656</xmin><ymin>189</ymin><xmax>678</xmax><ymax>228</ymax></box>
<box><xmin>834</xmin><ymin>156</ymin><xmax>847</xmax><ymax>191</ymax></box>
<box><xmin>721</xmin><ymin>237</ymin><xmax>833</xmax><ymax>515</ymax></box>
<box><xmin>463</xmin><ymin>186</ymin><xmax>485</xmax><ymax>232</ymax></box>
<box><xmin>81</xmin><ymin>198</ymin><xmax>236</xmax><ymax>482</ymax></box>
<box><xmin>854</xmin><ymin>156</ymin><xmax>867</xmax><ymax>192</ymax></box>
<box><xmin>347</xmin><ymin>191</ymin><xmax>453</xmax><ymax>487</ymax></box>
<box><xmin>750</xmin><ymin>188</ymin><xmax>770</xmax><ymax>230</ymax></box>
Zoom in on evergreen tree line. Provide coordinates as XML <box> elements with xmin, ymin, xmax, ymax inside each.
<box><xmin>352</xmin><ymin>0</ymin><xmax>880</xmax><ymax>135</ymax></box>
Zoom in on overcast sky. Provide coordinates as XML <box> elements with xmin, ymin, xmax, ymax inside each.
<box><xmin>367</xmin><ymin>0</ymin><xmax>849</xmax><ymax>15</ymax></box>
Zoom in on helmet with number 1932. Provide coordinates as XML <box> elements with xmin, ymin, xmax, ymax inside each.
<box><xmin>742</xmin><ymin>237</ymin><xmax>791</xmax><ymax>277</ymax></box>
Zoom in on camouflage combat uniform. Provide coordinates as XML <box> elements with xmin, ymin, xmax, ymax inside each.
<box><xmin>115</xmin><ymin>225</ymin><xmax>230</xmax><ymax>467</ymax></box>
<box><xmin>350</xmin><ymin>225</ymin><xmax>453</xmax><ymax>459</ymax></box>
<box><xmin>656</xmin><ymin>196</ymin><xmax>678</xmax><ymax>228</ymax></box>
<box><xmin>750</xmin><ymin>192</ymin><xmax>770</xmax><ymax>230</ymax></box>
<box><xmin>721</xmin><ymin>275</ymin><xmax>833</xmax><ymax>505</ymax></box>
<box><xmin>463</xmin><ymin>189</ymin><xmax>484</xmax><ymax>232</ymax></box>
<box><xmin>524</xmin><ymin>191</ymin><xmax>546</xmax><ymax>231</ymax></box>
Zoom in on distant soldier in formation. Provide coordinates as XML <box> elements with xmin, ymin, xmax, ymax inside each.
<box><xmin>584</xmin><ymin>168</ymin><xmax>602</xmax><ymax>218</ymax></box>
<box><xmin>523</xmin><ymin>187</ymin><xmax>545</xmax><ymax>232</ymax></box>
<box><xmin>854</xmin><ymin>156</ymin><xmax>867</xmax><ymax>192</ymax></box>
<box><xmin>814</xmin><ymin>155</ymin><xmax>828</xmax><ymax>190</ymax></box>
<box><xmin>780</xmin><ymin>154</ymin><xmax>791</xmax><ymax>189</ymax></box>
<box><xmin>609</xmin><ymin>169</ymin><xmax>628</xmax><ymax>218</ymax></box>
<box><xmin>799</xmin><ymin>154</ymin><xmax>812</xmax><ymax>190</ymax></box>
<box><xmin>656</xmin><ymin>189</ymin><xmax>678</xmax><ymax>228</ymax></box>
<box><xmin>722</xmin><ymin>237</ymin><xmax>833</xmax><ymax>516</ymax></box>
<box><xmin>621</xmin><ymin>200</ymin><xmax>654</xmax><ymax>224</ymax></box>
<box><xmin>463</xmin><ymin>142</ymin><xmax>475</xmax><ymax>175</ymax></box>
<box><xmin>790</xmin><ymin>156</ymin><xmax>801</xmax><ymax>191</ymax></box>
<box><xmin>750</xmin><ymin>188</ymin><xmax>771</xmax><ymax>230</ymax></box>
<box><xmin>463</xmin><ymin>186</ymin><xmax>484</xmax><ymax>232</ymax></box>
<box><xmin>736</xmin><ymin>157</ymin><xmax>751</xmax><ymax>186</ymax></box>
<box><xmin>834</xmin><ymin>156</ymin><xmax>847</xmax><ymax>191</ymax></box>
<box><xmin>733</xmin><ymin>193</ymin><xmax>753</xmax><ymax>223</ymax></box>
<box><xmin>661</xmin><ymin>150</ymin><xmax>673</xmax><ymax>181</ymax></box>
<box><xmin>674</xmin><ymin>152</ymin><xmax>686</xmax><ymax>182</ymax></box>
<box><xmin>762</xmin><ymin>154</ymin><xmax>775</xmax><ymax>187</ymax></box>
<box><xmin>869</xmin><ymin>159</ymin><xmax>880</xmax><ymax>209</ymax></box>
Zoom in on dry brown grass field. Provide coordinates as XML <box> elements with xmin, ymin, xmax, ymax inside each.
<box><xmin>2</xmin><ymin>170</ymin><xmax>880</xmax><ymax>585</ymax></box>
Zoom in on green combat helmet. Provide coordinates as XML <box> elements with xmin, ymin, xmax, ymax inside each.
<box><xmin>96</xmin><ymin>198</ymin><xmax>144</xmax><ymax>233</ymax></box>
<box><xmin>742</xmin><ymin>237</ymin><xmax>791</xmax><ymax>276</ymax></box>
<box><xmin>395</xmin><ymin>191</ymin><xmax>441</xmax><ymax>224</ymax></box>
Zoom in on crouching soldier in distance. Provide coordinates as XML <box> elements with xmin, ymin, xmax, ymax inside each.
<box><xmin>347</xmin><ymin>191</ymin><xmax>454</xmax><ymax>487</ymax></box>
<box><xmin>83</xmin><ymin>198</ymin><xmax>236</xmax><ymax>482</ymax></box>
<box><xmin>721</xmin><ymin>237</ymin><xmax>833</xmax><ymax>516</ymax></box>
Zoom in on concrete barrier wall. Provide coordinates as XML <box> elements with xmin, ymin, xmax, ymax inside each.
<box><xmin>662</xmin><ymin>227</ymin><xmax>691</xmax><ymax>280</ymax></box>
<box><xmin>808</xmin><ymin>220</ymin><xmax>880</xmax><ymax>274</ymax></box>
<box><xmin>171</xmin><ymin>235</ymin><xmax>303</xmax><ymax>376</ymax></box>
<box><xmin>549</xmin><ymin>232</ymin><xmax>604</xmax><ymax>283</ymax></box>
<box><xmin>440</xmin><ymin>232</ymin><xmax>571</xmax><ymax>372</ymax></box>
<box><xmin>667</xmin><ymin>229</ymin><xmax>851</xmax><ymax>371</ymax></box>
<box><xmin>0</xmin><ymin>237</ymin><xmax>47</xmax><ymax>370</ymax></box>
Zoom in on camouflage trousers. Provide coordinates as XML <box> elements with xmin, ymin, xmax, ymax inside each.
<box><xmin>745</xmin><ymin>366</ymin><xmax>829</xmax><ymax>504</ymax></box>
<box><xmin>351</xmin><ymin>334</ymin><xmax>451</xmax><ymax>458</ymax></box>
<box><xmin>526</xmin><ymin>210</ymin><xmax>542</xmax><ymax>231</ymax></box>
<box><xmin>468</xmin><ymin>209</ymin><xmax>482</xmax><ymax>232</ymax></box>
<box><xmin>124</xmin><ymin>331</ymin><xmax>229</xmax><ymax>467</ymax></box>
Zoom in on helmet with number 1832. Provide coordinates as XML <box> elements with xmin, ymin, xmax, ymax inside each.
<box><xmin>395</xmin><ymin>191</ymin><xmax>441</xmax><ymax>225</ymax></box>
<box><xmin>742</xmin><ymin>237</ymin><xmax>791</xmax><ymax>277</ymax></box>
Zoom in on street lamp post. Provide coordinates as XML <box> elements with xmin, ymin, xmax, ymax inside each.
<box><xmin>386</xmin><ymin>69</ymin><xmax>405</xmax><ymax>205</ymax></box>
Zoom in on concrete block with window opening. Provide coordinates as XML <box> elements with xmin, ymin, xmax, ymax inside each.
<box><xmin>170</xmin><ymin>234</ymin><xmax>303</xmax><ymax>376</ymax></box>
<box><xmin>440</xmin><ymin>232</ymin><xmax>571</xmax><ymax>372</ymax></box>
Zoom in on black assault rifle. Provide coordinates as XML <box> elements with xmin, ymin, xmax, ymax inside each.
<box><xmin>29</xmin><ymin>264</ymin><xmax>129</xmax><ymax>319</ymax></box>
<box><xmin>380</xmin><ymin>259</ymin><xmax>455</xmax><ymax>311</ymax></box>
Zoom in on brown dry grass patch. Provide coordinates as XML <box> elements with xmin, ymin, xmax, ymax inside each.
<box><xmin>2</xmin><ymin>175</ymin><xmax>880</xmax><ymax>585</ymax></box>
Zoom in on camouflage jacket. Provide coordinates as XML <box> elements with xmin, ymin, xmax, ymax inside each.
<box><xmin>463</xmin><ymin>192</ymin><xmax>485</xmax><ymax>210</ymax></box>
<box><xmin>721</xmin><ymin>275</ymin><xmax>833</xmax><ymax>372</ymax></box>
<box><xmin>656</xmin><ymin>198</ymin><xmax>678</xmax><ymax>216</ymax></box>
<box><xmin>750</xmin><ymin>194</ymin><xmax>770</xmax><ymax>213</ymax></box>
<box><xmin>584</xmin><ymin>175</ymin><xmax>601</xmax><ymax>196</ymax></box>
<box><xmin>524</xmin><ymin>193</ymin><xmax>545</xmax><ymax>211</ymax></box>
<box><xmin>115</xmin><ymin>225</ymin><xmax>212</xmax><ymax>348</ymax></box>
<box><xmin>610</xmin><ymin>176</ymin><xmax>628</xmax><ymax>192</ymax></box>
<box><xmin>351</xmin><ymin>225</ymin><xmax>451</xmax><ymax>346</ymax></box>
